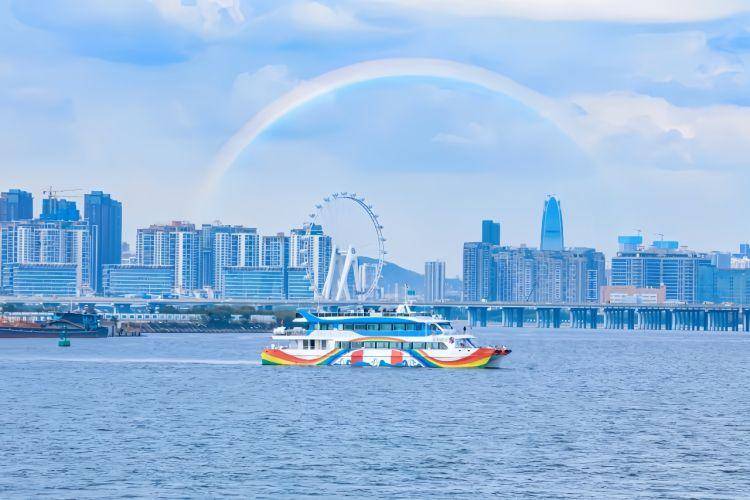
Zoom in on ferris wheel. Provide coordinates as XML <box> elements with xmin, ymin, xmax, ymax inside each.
<box><xmin>303</xmin><ymin>192</ymin><xmax>386</xmax><ymax>301</ymax></box>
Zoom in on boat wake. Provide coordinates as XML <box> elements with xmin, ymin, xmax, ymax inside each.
<box><xmin>0</xmin><ymin>357</ymin><xmax>262</xmax><ymax>366</ymax></box>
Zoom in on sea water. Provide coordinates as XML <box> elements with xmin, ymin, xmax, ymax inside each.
<box><xmin>1</xmin><ymin>329</ymin><xmax>749</xmax><ymax>498</ymax></box>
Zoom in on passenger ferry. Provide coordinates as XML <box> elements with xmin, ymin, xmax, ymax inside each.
<box><xmin>262</xmin><ymin>306</ymin><xmax>510</xmax><ymax>368</ymax></box>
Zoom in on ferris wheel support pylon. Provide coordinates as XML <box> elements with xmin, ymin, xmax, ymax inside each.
<box><xmin>304</xmin><ymin>193</ymin><xmax>386</xmax><ymax>302</ymax></box>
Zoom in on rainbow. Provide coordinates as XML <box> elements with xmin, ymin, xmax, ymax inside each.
<box><xmin>205</xmin><ymin>57</ymin><xmax>584</xmax><ymax>193</ymax></box>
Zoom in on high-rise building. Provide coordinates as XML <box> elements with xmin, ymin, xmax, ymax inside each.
<box><xmin>0</xmin><ymin>189</ymin><xmax>33</xmax><ymax>221</ymax></box>
<box><xmin>288</xmin><ymin>224</ymin><xmax>332</xmax><ymax>295</ymax></box>
<box><xmin>84</xmin><ymin>191</ymin><xmax>122</xmax><ymax>292</ymax></box>
<box><xmin>494</xmin><ymin>246</ymin><xmax>604</xmax><ymax>303</ymax></box>
<box><xmin>197</xmin><ymin>224</ymin><xmax>258</xmax><ymax>293</ymax></box>
<box><xmin>41</xmin><ymin>198</ymin><xmax>80</xmax><ymax>221</ymax></box>
<box><xmin>462</xmin><ymin>242</ymin><xmax>494</xmax><ymax>301</ymax></box>
<box><xmin>424</xmin><ymin>260</ymin><xmax>446</xmax><ymax>301</ymax></box>
<box><xmin>0</xmin><ymin>219</ymin><xmax>96</xmax><ymax>295</ymax></box>
<box><xmin>610</xmin><ymin>239</ymin><xmax>710</xmax><ymax>304</ymax></box>
<box><xmin>481</xmin><ymin>220</ymin><xmax>501</xmax><ymax>245</ymax></box>
<box><xmin>697</xmin><ymin>266</ymin><xmax>750</xmax><ymax>305</ymax></box>
<box><xmin>102</xmin><ymin>265</ymin><xmax>175</xmax><ymax>297</ymax></box>
<box><xmin>136</xmin><ymin>221</ymin><xmax>198</xmax><ymax>295</ymax></box>
<box><xmin>540</xmin><ymin>196</ymin><xmax>564</xmax><ymax>251</ymax></box>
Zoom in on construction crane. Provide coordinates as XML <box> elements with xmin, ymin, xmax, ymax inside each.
<box><xmin>42</xmin><ymin>187</ymin><xmax>84</xmax><ymax>200</ymax></box>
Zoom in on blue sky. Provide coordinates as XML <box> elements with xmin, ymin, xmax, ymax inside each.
<box><xmin>2</xmin><ymin>0</ymin><xmax>750</xmax><ymax>274</ymax></box>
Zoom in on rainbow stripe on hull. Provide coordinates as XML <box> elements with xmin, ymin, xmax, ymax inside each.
<box><xmin>261</xmin><ymin>348</ymin><xmax>345</xmax><ymax>366</ymax></box>
<box><xmin>408</xmin><ymin>347</ymin><xmax>498</xmax><ymax>368</ymax></box>
<box><xmin>261</xmin><ymin>347</ymin><xmax>506</xmax><ymax>368</ymax></box>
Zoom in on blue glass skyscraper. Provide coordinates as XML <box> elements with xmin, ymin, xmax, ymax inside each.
<box><xmin>0</xmin><ymin>189</ymin><xmax>33</xmax><ymax>221</ymax></box>
<box><xmin>84</xmin><ymin>191</ymin><xmax>122</xmax><ymax>293</ymax></box>
<box><xmin>481</xmin><ymin>220</ymin><xmax>501</xmax><ymax>245</ymax></box>
<box><xmin>540</xmin><ymin>196</ymin><xmax>564</xmax><ymax>251</ymax></box>
<box><xmin>41</xmin><ymin>198</ymin><xmax>80</xmax><ymax>221</ymax></box>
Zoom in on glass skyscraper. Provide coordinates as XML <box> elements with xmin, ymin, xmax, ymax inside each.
<box><xmin>610</xmin><ymin>239</ymin><xmax>711</xmax><ymax>304</ymax></box>
<box><xmin>0</xmin><ymin>189</ymin><xmax>33</xmax><ymax>221</ymax></box>
<box><xmin>84</xmin><ymin>191</ymin><xmax>122</xmax><ymax>292</ymax></box>
<box><xmin>540</xmin><ymin>196</ymin><xmax>564</xmax><ymax>251</ymax></box>
<box><xmin>41</xmin><ymin>198</ymin><xmax>80</xmax><ymax>221</ymax></box>
<box><xmin>481</xmin><ymin>220</ymin><xmax>501</xmax><ymax>245</ymax></box>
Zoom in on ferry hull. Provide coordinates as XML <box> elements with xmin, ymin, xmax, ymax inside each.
<box><xmin>261</xmin><ymin>347</ymin><xmax>510</xmax><ymax>368</ymax></box>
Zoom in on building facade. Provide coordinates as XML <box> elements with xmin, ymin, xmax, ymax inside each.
<box><xmin>697</xmin><ymin>266</ymin><xmax>750</xmax><ymax>305</ymax></box>
<box><xmin>481</xmin><ymin>220</ymin><xmax>501</xmax><ymax>245</ymax></box>
<box><xmin>540</xmin><ymin>196</ymin><xmax>564</xmax><ymax>251</ymax></box>
<box><xmin>137</xmin><ymin>221</ymin><xmax>198</xmax><ymax>295</ymax></box>
<box><xmin>84</xmin><ymin>191</ymin><xmax>122</xmax><ymax>292</ymax></box>
<box><xmin>494</xmin><ymin>246</ymin><xmax>604</xmax><ymax>303</ymax></box>
<box><xmin>41</xmin><ymin>198</ymin><xmax>80</xmax><ymax>221</ymax></box>
<box><xmin>462</xmin><ymin>241</ymin><xmax>494</xmax><ymax>301</ymax></box>
<box><xmin>610</xmin><ymin>238</ymin><xmax>710</xmax><ymax>304</ymax></box>
<box><xmin>102</xmin><ymin>265</ymin><xmax>175</xmax><ymax>297</ymax></box>
<box><xmin>0</xmin><ymin>189</ymin><xmax>33</xmax><ymax>221</ymax></box>
<box><xmin>0</xmin><ymin>219</ymin><xmax>96</xmax><ymax>295</ymax></box>
<box><xmin>424</xmin><ymin>260</ymin><xmax>446</xmax><ymax>301</ymax></box>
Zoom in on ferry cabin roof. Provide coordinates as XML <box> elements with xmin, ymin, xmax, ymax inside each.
<box><xmin>288</xmin><ymin>310</ymin><xmax>460</xmax><ymax>338</ymax></box>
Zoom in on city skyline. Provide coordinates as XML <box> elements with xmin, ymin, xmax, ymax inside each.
<box><xmin>2</xmin><ymin>2</ymin><xmax>750</xmax><ymax>275</ymax></box>
<box><xmin>2</xmin><ymin>184</ymin><xmax>750</xmax><ymax>278</ymax></box>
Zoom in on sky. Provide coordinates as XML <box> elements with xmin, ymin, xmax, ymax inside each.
<box><xmin>1</xmin><ymin>0</ymin><xmax>750</xmax><ymax>276</ymax></box>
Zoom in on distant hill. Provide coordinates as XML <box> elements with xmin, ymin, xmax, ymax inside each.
<box><xmin>360</xmin><ymin>257</ymin><xmax>461</xmax><ymax>298</ymax></box>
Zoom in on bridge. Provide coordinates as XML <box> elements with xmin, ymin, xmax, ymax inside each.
<box><xmin>1</xmin><ymin>296</ymin><xmax>749</xmax><ymax>332</ymax></box>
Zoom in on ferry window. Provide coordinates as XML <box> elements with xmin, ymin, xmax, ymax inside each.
<box><xmin>376</xmin><ymin>341</ymin><xmax>388</xmax><ymax>349</ymax></box>
<box><xmin>364</xmin><ymin>341</ymin><xmax>377</xmax><ymax>349</ymax></box>
<box><xmin>403</xmin><ymin>342</ymin><xmax>413</xmax><ymax>350</ymax></box>
<box><xmin>388</xmin><ymin>342</ymin><xmax>400</xmax><ymax>349</ymax></box>
<box><xmin>367</xmin><ymin>324</ymin><xmax>378</xmax><ymax>331</ymax></box>
<box><xmin>319</xmin><ymin>324</ymin><xmax>328</xmax><ymax>331</ymax></box>
<box><xmin>438</xmin><ymin>343</ymin><xmax>448</xmax><ymax>350</ymax></box>
<box><xmin>319</xmin><ymin>340</ymin><xmax>327</xmax><ymax>349</ymax></box>
<box><xmin>413</xmin><ymin>342</ymin><xmax>426</xmax><ymax>349</ymax></box>
<box><xmin>354</xmin><ymin>323</ymin><xmax>366</xmax><ymax>330</ymax></box>
<box><xmin>379</xmin><ymin>323</ymin><xmax>393</xmax><ymax>331</ymax></box>
<box><xmin>403</xmin><ymin>323</ymin><xmax>415</xmax><ymax>331</ymax></box>
<box><xmin>302</xmin><ymin>339</ymin><xmax>309</xmax><ymax>349</ymax></box>
<box><xmin>430</xmin><ymin>324</ymin><xmax>439</xmax><ymax>332</ymax></box>
<box><xmin>340</xmin><ymin>342</ymin><xmax>350</xmax><ymax>349</ymax></box>
<box><xmin>352</xmin><ymin>342</ymin><xmax>362</xmax><ymax>349</ymax></box>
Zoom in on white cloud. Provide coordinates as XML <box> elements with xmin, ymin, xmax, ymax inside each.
<box><xmin>432</xmin><ymin>122</ymin><xmax>494</xmax><ymax>145</ymax></box>
<box><xmin>628</xmin><ymin>31</ymin><xmax>742</xmax><ymax>88</ymax></box>
<box><xmin>571</xmin><ymin>92</ymin><xmax>750</xmax><ymax>169</ymax></box>
<box><xmin>286</xmin><ymin>1</ymin><xmax>367</xmax><ymax>30</ymax></box>
<box><xmin>231</xmin><ymin>65</ymin><xmax>300</xmax><ymax>113</ymax></box>
<box><xmin>151</xmin><ymin>0</ymin><xmax>246</xmax><ymax>35</ymax></box>
<box><xmin>366</xmin><ymin>0</ymin><xmax>750</xmax><ymax>23</ymax></box>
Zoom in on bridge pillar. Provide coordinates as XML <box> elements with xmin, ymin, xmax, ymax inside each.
<box><xmin>468</xmin><ymin>307</ymin><xmax>486</xmax><ymax>327</ymax></box>
<box><xmin>434</xmin><ymin>306</ymin><xmax>452</xmax><ymax>321</ymax></box>
<box><xmin>744</xmin><ymin>309</ymin><xmax>750</xmax><ymax>332</ymax></box>
<box><xmin>535</xmin><ymin>308</ymin><xmax>560</xmax><ymax>328</ymax></box>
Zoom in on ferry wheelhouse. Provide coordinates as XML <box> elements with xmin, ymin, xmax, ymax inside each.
<box><xmin>262</xmin><ymin>306</ymin><xmax>510</xmax><ymax>368</ymax></box>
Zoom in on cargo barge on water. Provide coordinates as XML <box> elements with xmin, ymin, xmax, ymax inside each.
<box><xmin>0</xmin><ymin>313</ymin><xmax>109</xmax><ymax>338</ymax></box>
